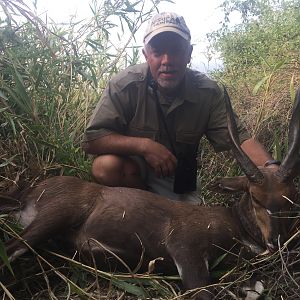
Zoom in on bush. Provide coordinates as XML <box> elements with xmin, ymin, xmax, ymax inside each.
<box><xmin>0</xmin><ymin>0</ymin><xmax>163</xmax><ymax>184</ymax></box>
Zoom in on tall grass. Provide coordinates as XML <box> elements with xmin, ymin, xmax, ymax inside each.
<box><xmin>0</xmin><ymin>0</ymin><xmax>169</xmax><ymax>185</ymax></box>
<box><xmin>203</xmin><ymin>0</ymin><xmax>300</xmax><ymax>180</ymax></box>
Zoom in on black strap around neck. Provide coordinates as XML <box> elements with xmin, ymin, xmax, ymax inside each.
<box><xmin>150</xmin><ymin>80</ymin><xmax>177</xmax><ymax>156</ymax></box>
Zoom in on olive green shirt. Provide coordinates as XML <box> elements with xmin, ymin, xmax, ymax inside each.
<box><xmin>84</xmin><ymin>63</ymin><xmax>250</xmax><ymax>156</ymax></box>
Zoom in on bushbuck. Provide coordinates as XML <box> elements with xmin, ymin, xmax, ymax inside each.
<box><xmin>1</xmin><ymin>89</ymin><xmax>300</xmax><ymax>300</ymax></box>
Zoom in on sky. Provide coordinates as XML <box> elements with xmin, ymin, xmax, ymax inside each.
<box><xmin>28</xmin><ymin>0</ymin><xmax>228</xmax><ymax>71</ymax></box>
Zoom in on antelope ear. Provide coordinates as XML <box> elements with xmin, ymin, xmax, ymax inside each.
<box><xmin>208</xmin><ymin>176</ymin><xmax>249</xmax><ymax>194</ymax></box>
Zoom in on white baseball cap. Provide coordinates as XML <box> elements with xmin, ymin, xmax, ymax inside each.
<box><xmin>143</xmin><ymin>12</ymin><xmax>191</xmax><ymax>45</ymax></box>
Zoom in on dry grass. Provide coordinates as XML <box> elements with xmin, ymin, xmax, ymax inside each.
<box><xmin>1</xmin><ymin>239</ymin><xmax>300</xmax><ymax>299</ymax></box>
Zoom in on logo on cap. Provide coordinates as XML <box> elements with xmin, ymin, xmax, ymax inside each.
<box><xmin>143</xmin><ymin>12</ymin><xmax>191</xmax><ymax>44</ymax></box>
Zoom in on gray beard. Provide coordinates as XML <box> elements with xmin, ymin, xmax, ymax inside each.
<box><xmin>157</xmin><ymin>77</ymin><xmax>181</xmax><ymax>91</ymax></box>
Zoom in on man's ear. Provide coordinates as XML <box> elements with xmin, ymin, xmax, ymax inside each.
<box><xmin>188</xmin><ymin>44</ymin><xmax>193</xmax><ymax>63</ymax></box>
<box><xmin>142</xmin><ymin>47</ymin><xmax>148</xmax><ymax>61</ymax></box>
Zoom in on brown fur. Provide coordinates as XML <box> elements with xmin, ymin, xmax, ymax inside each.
<box><xmin>2</xmin><ymin>172</ymin><xmax>299</xmax><ymax>300</ymax></box>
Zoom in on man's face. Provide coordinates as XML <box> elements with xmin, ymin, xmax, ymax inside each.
<box><xmin>143</xmin><ymin>32</ymin><xmax>193</xmax><ymax>94</ymax></box>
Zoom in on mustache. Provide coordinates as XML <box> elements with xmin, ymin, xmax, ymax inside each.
<box><xmin>158</xmin><ymin>68</ymin><xmax>177</xmax><ymax>74</ymax></box>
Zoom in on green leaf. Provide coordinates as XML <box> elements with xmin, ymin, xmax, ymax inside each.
<box><xmin>0</xmin><ymin>107</ymin><xmax>9</xmax><ymax>113</ymax></box>
<box><xmin>0</xmin><ymin>239</ymin><xmax>14</xmax><ymax>276</ymax></box>
<box><xmin>271</xmin><ymin>59</ymin><xmax>286</xmax><ymax>72</ymax></box>
<box><xmin>0</xmin><ymin>90</ymin><xmax>9</xmax><ymax>101</ymax></box>
<box><xmin>210</xmin><ymin>252</ymin><xmax>228</xmax><ymax>270</ymax></box>
<box><xmin>110</xmin><ymin>278</ymin><xmax>148</xmax><ymax>298</ymax></box>
<box><xmin>0</xmin><ymin>156</ymin><xmax>17</xmax><ymax>168</ymax></box>
<box><xmin>253</xmin><ymin>75</ymin><xmax>270</xmax><ymax>95</ymax></box>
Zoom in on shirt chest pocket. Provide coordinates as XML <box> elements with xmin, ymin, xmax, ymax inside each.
<box><xmin>127</xmin><ymin>127</ymin><xmax>158</xmax><ymax>140</ymax></box>
<box><xmin>176</xmin><ymin>131</ymin><xmax>202</xmax><ymax>145</ymax></box>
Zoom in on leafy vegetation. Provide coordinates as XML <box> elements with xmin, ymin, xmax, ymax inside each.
<box><xmin>0</xmin><ymin>0</ymin><xmax>299</xmax><ymax>299</ymax></box>
<box><xmin>207</xmin><ymin>0</ymin><xmax>299</xmax><ymax>141</ymax></box>
<box><xmin>0</xmin><ymin>0</ymin><xmax>167</xmax><ymax>184</ymax></box>
<box><xmin>200</xmin><ymin>0</ymin><xmax>300</xmax><ymax>189</ymax></box>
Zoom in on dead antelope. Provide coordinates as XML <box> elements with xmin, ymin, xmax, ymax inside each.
<box><xmin>1</xmin><ymin>89</ymin><xmax>300</xmax><ymax>300</ymax></box>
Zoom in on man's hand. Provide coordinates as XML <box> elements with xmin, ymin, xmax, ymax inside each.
<box><xmin>83</xmin><ymin>133</ymin><xmax>177</xmax><ymax>178</ymax></box>
<box><xmin>141</xmin><ymin>139</ymin><xmax>177</xmax><ymax>177</ymax></box>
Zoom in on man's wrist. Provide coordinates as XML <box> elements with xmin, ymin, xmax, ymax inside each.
<box><xmin>138</xmin><ymin>138</ymin><xmax>151</xmax><ymax>156</ymax></box>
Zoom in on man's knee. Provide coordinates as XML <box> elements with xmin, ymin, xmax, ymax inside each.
<box><xmin>92</xmin><ymin>155</ymin><xmax>124</xmax><ymax>186</ymax></box>
<box><xmin>91</xmin><ymin>155</ymin><xmax>142</xmax><ymax>187</ymax></box>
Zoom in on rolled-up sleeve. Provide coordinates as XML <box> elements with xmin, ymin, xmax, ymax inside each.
<box><xmin>83</xmin><ymin>80</ymin><xmax>132</xmax><ymax>142</ymax></box>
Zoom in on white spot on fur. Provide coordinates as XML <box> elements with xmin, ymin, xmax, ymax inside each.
<box><xmin>173</xmin><ymin>258</ymin><xmax>183</xmax><ymax>278</ymax></box>
<box><xmin>14</xmin><ymin>205</ymin><xmax>37</xmax><ymax>227</ymax></box>
<box><xmin>174</xmin><ymin>257</ymin><xmax>209</xmax><ymax>280</ymax></box>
